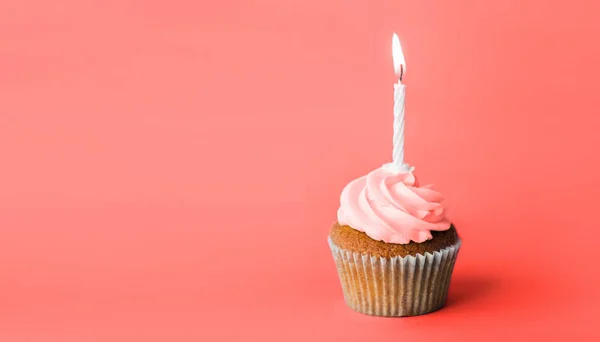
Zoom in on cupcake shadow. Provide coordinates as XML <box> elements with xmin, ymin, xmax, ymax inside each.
<box><xmin>446</xmin><ymin>274</ymin><xmax>500</xmax><ymax>307</ymax></box>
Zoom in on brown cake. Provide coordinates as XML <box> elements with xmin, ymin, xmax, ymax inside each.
<box><xmin>329</xmin><ymin>167</ymin><xmax>461</xmax><ymax>317</ymax></box>
<box><xmin>330</xmin><ymin>222</ymin><xmax>459</xmax><ymax>258</ymax></box>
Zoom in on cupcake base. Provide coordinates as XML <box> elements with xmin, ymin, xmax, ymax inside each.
<box><xmin>328</xmin><ymin>237</ymin><xmax>461</xmax><ymax>317</ymax></box>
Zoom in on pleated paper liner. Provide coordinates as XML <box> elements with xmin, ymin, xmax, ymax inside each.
<box><xmin>328</xmin><ymin>237</ymin><xmax>461</xmax><ymax>317</ymax></box>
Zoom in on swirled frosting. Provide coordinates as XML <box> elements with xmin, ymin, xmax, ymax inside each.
<box><xmin>337</xmin><ymin>165</ymin><xmax>451</xmax><ymax>244</ymax></box>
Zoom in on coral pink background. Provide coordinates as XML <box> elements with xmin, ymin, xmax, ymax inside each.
<box><xmin>1</xmin><ymin>0</ymin><xmax>599</xmax><ymax>340</ymax></box>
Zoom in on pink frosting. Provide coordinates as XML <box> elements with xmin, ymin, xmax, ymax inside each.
<box><xmin>337</xmin><ymin>166</ymin><xmax>451</xmax><ymax>244</ymax></box>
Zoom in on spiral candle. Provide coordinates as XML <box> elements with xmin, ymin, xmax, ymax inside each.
<box><xmin>391</xmin><ymin>33</ymin><xmax>407</xmax><ymax>172</ymax></box>
<box><xmin>392</xmin><ymin>81</ymin><xmax>406</xmax><ymax>170</ymax></box>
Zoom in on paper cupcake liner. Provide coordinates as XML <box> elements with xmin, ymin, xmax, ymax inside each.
<box><xmin>328</xmin><ymin>237</ymin><xmax>461</xmax><ymax>317</ymax></box>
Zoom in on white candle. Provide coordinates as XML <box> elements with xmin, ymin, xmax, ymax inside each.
<box><xmin>393</xmin><ymin>80</ymin><xmax>406</xmax><ymax>170</ymax></box>
<box><xmin>391</xmin><ymin>33</ymin><xmax>408</xmax><ymax>172</ymax></box>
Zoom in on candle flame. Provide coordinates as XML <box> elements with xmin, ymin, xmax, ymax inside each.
<box><xmin>392</xmin><ymin>33</ymin><xmax>406</xmax><ymax>77</ymax></box>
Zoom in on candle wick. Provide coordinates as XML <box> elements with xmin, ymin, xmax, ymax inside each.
<box><xmin>398</xmin><ymin>65</ymin><xmax>404</xmax><ymax>82</ymax></box>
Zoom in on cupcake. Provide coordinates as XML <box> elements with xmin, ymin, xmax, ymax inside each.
<box><xmin>328</xmin><ymin>165</ymin><xmax>461</xmax><ymax>316</ymax></box>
